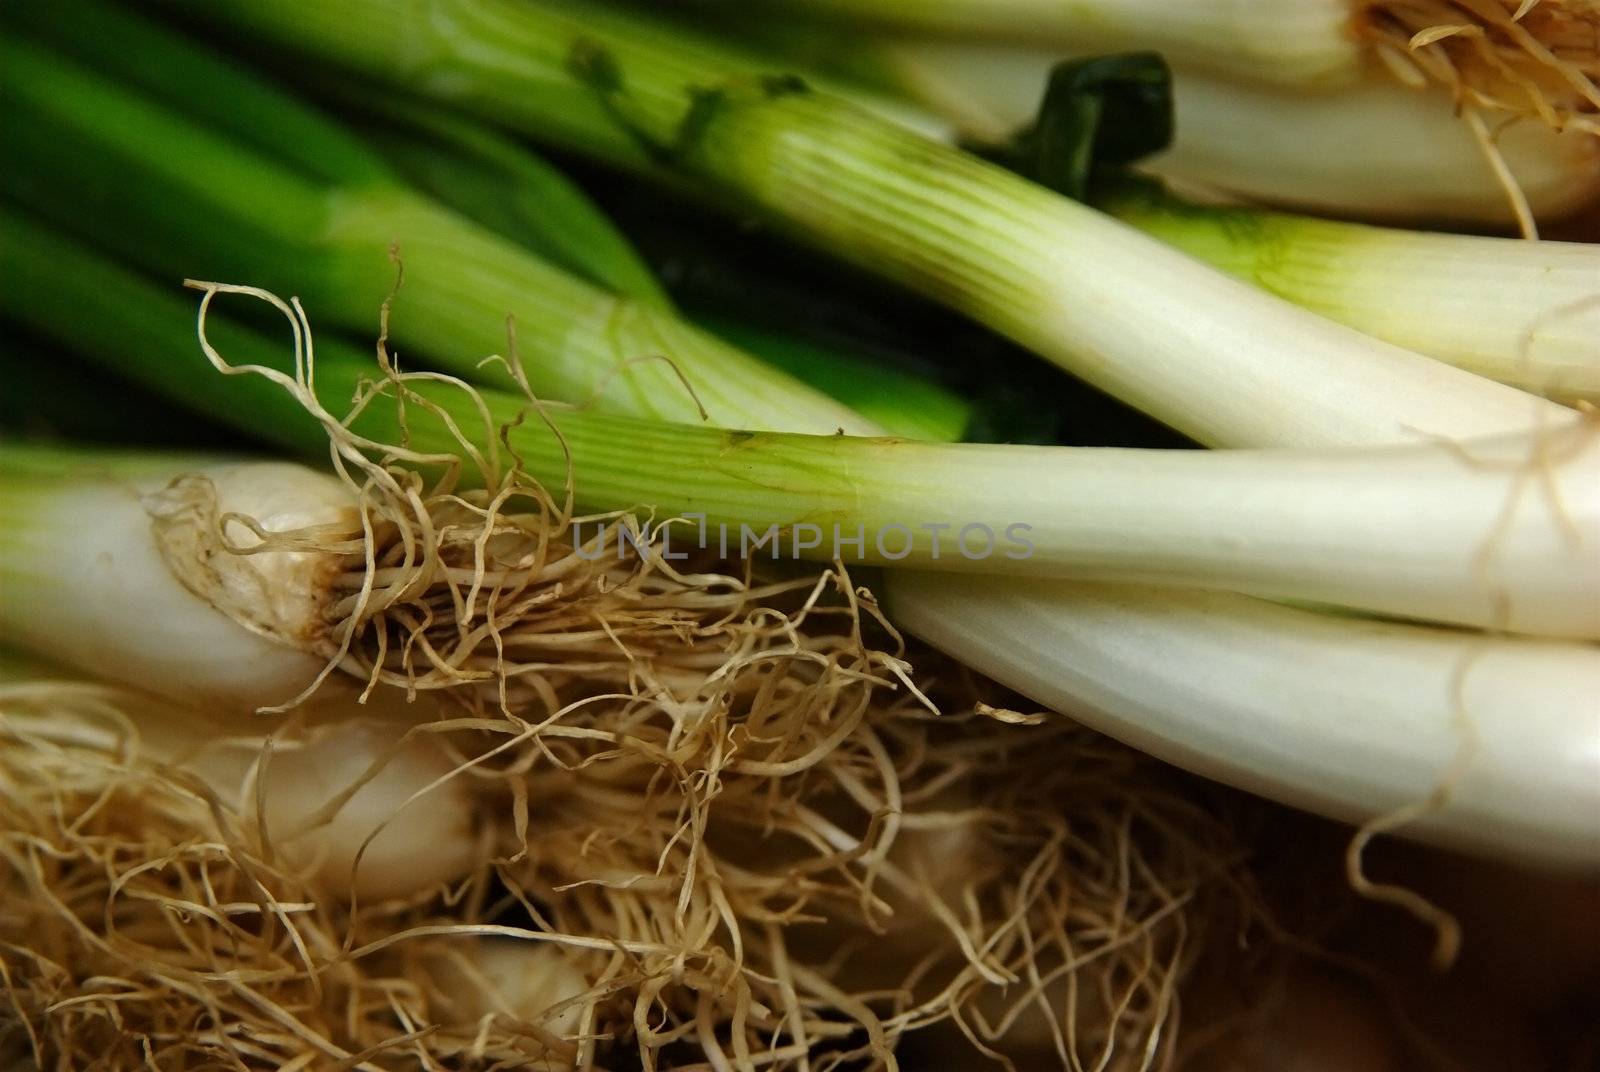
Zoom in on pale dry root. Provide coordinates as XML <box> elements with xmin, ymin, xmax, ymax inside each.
<box><xmin>0</xmin><ymin>668</ymin><xmax>1269</xmax><ymax>1071</ymax></box>
<box><xmin>1</xmin><ymin>284</ymin><xmax>1277</xmax><ymax>1070</ymax></box>
<box><xmin>0</xmin><ymin>683</ymin><xmax>519</xmax><ymax>1070</ymax></box>
<box><xmin>1360</xmin><ymin>0</ymin><xmax>1600</xmax><ymax>135</ymax></box>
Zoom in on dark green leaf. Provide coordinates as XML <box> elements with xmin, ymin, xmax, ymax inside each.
<box><xmin>986</xmin><ymin>53</ymin><xmax>1174</xmax><ymax>202</ymax></box>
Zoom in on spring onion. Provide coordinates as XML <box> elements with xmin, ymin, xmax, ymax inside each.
<box><xmin>829</xmin><ymin>37</ymin><xmax>1600</xmax><ymax>227</ymax></box>
<box><xmin>1096</xmin><ymin>180</ymin><xmax>1600</xmax><ymax>398</ymax></box>
<box><xmin>735</xmin><ymin>0</ymin><xmax>1600</xmax><ymax>129</ymax></box>
<box><xmin>192</xmin><ymin>0</ymin><xmax>1575</xmax><ymax>450</ymax></box>
<box><xmin>16</xmin><ymin>407</ymin><xmax>1600</xmax><ymax>641</ymax></box>
<box><xmin>0</xmin><ymin>661</ymin><xmax>481</xmax><ymax>899</ymax></box>
<box><xmin>885</xmin><ymin>574</ymin><xmax>1600</xmax><ymax>867</ymax></box>
<box><xmin>0</xmin><ymin>446</ymin><xmax>358</xmax><ymax>711</ymax></box>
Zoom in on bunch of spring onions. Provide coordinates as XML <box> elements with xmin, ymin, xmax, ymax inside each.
<box><xmin>4</xmin><ymin>2</ymin><xmax>1600</xmax><ymax>1068</ymax></box>
<box><xmin>181</xmin><ymin>0</ymin><xmax>1578</xmax><ymax>445</ymax></box>
<box><xmin>11</xmin><ymin>207</ymin><xmax>1595</xmax><ymax>660</ymax></box>
<box><xmin>1</xmin><ymin>270</ymin><xmax>1249</xmax><ymax>1067</ymax></box>
<box><xmin>312</xmin><ymin>34</ymin><xmax>1600</xmax><ymax>401</ymax></box>
<box><xmin>107</xmin><ymin>0</ymin><xmax>1595</xmax><ymax>863</ymax></box>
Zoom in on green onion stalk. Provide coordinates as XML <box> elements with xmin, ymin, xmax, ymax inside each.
<box><xmin>324</xmin><ymin>85</ymin><xmax>974</xmax><ymax>441</ymax></box>
<box><xmin>5</xmin><ymin>206</ymin><xmax>1599</xmax><ymax>867</ymax></box>
<box><xmin>190</xmin><ymin>0</ymin><xmax>1575</xmax><ymax>449</ymax></box>
<box><xmin>1096</xmin><ymin>178</ymin><xmax>1600</xmax><ymax>399</ymax></box>
<box><xmin>0</xmin><ymin>4</ymin><xmax>875</xmax><ymax>437</ymax></box>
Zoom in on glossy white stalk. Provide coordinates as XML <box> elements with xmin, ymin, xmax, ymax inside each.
<box><xmin>0</xmin><ymin>452</ymin><xmax>357</xmax><ymax>710</ymax></box>
<box><xmin>887</xmin><ymin>575</ymin><xmax>1600</xmax><ymax>868</ymax></box>
<box><xmin>426</xmin><ymin>939</ymin><xmax>591</xmax><ymax>1038</ymax></box>
<box><xmin>1151</xmin><ymin>71</ymin><xmax>1600</xmax><ymax>227</ymax></box>
<box><xmin>873</xmin><ymin>40</ymin><xmax>1600</xmax><ymax>226</ymax></box>
<box><xmin>765</xmin><ymin>0</ymin><xmax>1362</xmax><ymax>86</ymax></box>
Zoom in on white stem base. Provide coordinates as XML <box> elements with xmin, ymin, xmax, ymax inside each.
<box><xmin>3</xmin><ymin>477</ymin><xmax>322</xmax><ymax>710</ymax></box>
<box><xmin>885</xmin><ymin>573</ymin><xmax>1600</xmax><ymax>868</ymax></box>
<box><xmin>0</xmin><ymin>678</ymin><xmax>482</xmax><ymax>899</ymax></box>
<box><xmin>1154</xmin><ymin>72</ymin><xmax>1600</xmax><ymax>227</ymax></box>
<box><xmin>880</xmin><ymin>41</ymin><xmax>1600</xmax><ymax>226</ymax></box>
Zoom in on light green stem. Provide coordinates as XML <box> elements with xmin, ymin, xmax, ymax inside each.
<box><xmin>0</xmin><ymin>25</ymin><xmax>872</xmax><ymax>435</ymax></box>
<box><xmin>195</xmin><ymin>0</ymin><xmax>1568</xmax><ymax>449</ymax></box>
